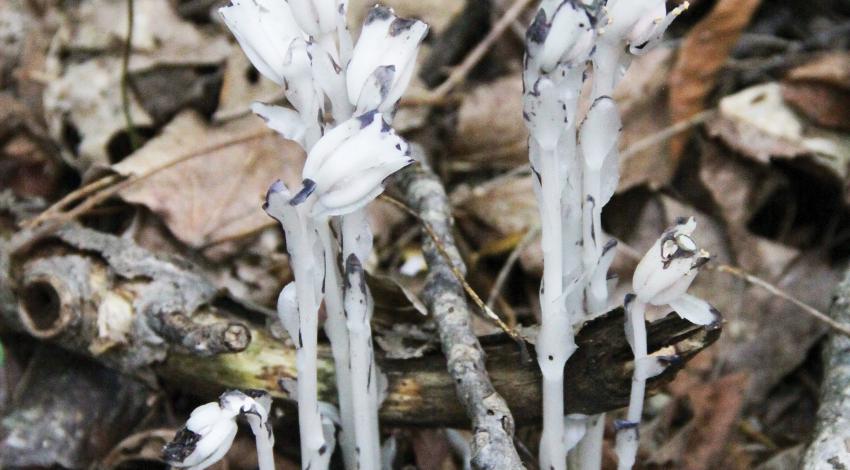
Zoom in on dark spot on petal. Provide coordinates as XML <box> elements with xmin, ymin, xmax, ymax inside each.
<box><xmin>289</xmin><ymin>179</ymin><xmax>316</xmax><ymax>205</ymax></box>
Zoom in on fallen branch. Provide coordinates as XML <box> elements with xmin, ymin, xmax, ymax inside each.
<box><xmin>395</xmin><ymin>154</ymin><xmax>525</xmax><ymax>469</ymax></box>
<box><xmin>802</xmin><ymin>267</ymin><xmax>850</xmax><ymax>468</ymax></box>
<box><xmin>0</xmin><ymin>220</ymin><xmax>719</xmax><ymax>427</ymax></box>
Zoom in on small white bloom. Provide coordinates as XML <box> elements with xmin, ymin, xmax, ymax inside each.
<box><xmin>163</xmin><ymin>391</ymin><xmax>275</xmax><ymax>470</ymax></box>
<box><xmin>163</xmin><ymin>402</ymin><xmax>239</xmax><ymax>470</ymax></box>
<box><xmin>632</xmin><ymin>217</ymin><xmax>719</xmax><ymax>325</ymax></box>
<box><xmin>346</xmin><ymin>6</ymin><xmax>428</xmax><ymax>113</ymax></box>
<box><xmin>602</xmin><ymin>0</ymin><xmax>689</xmax><ymax>54</ymax></box>
<box><xmin>525</xmin><ymin>0</ymin><xmax>594</xmax><ymax>73</ymax></box>
<box><xmin>219</xmin><ymin>0</ymin><xmax>305</xmax><ymax>85</ymax></box>
<box><xmin>289</xmin><ymin>111</ymin><xmax>413</xmax><ymax>218</ymax></box>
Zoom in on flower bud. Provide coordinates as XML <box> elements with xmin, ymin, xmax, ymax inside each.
<box><xmin>163</xmin><ymin>390</ymin><xmax>275</xmax><ymax>470</ymax></box>
<box><xmin>290</xmin><ymin>111</ymin><xmax>413</xmax><ymax>218</ymax></box>
<box><xmin>219</xmin><ymin>0</ymin><xmax>304</xmax><ymax>85</ymax></box>
<box><xmin>525</xmin><ymin>0</ymin><xmax>594</xmax><ymax>73</ymax></box>
<box><xmin>602</xmin><ymin>0</ymin><xmax>689</xmax><ymax>55</ymax></box>
<box><xmin>632</xmin><ymin>217</ymin><xmax>719</xmax><ymax>325</ymax></box>
<box><xmin>346</xmin><ymin>6</ymin><xmax>428</xmax><ymax>113</ymax></box>
<box><xmin>163</xmin><ymin>402</ymin><xmax>239</xmax><ymax>470</ymax></box>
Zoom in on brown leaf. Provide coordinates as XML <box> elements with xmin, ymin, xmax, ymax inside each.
<box><xmin>115</xmin><ymin>111</ymin><xmax>303</xmax><ymax>251</ymax></box>
<box><xmin>782</xmin><ymin>53</ymin><xmax>850</xmax><ymax>131</ymax></box>
<box><xmin>681</xmin><ymin>373</ymin><xmax>749</xmax><ymax>470</ymax></box>
<box><xmin>786</xmin><ymin>52</ymin><xmax>850</xmax><ymax>90</ymax></box>
<box><xmin>449</xmin><ymin>74</ymin><xmax>528</xmax><ymax>170</ymax></box>
<box><xmin>668</xmin><ymin>0</ymin><xmax>762</xmax><ymax>160</ymax></box>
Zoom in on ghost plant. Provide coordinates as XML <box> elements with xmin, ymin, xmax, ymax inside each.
<box><xmin>523</xmin><ymin>1</ymin><xmax>688</xmax><ymax>469</ymax></box>
<box><xmin>616</xmin><ymin>218</ymin><xmax>720</xmax><ymax>469</ymax></box>
<box><xmin>221</xmin><ymin>1</ymin><xmax>424</xmax><ymax>469</ymax></box>
<box><xmin>163</xmin><ymin>390</ymin><xmax>275</xmax><ymax>470</ymax></box>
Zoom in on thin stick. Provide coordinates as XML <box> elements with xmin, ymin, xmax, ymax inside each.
<box><xmin>379</xmin><ymin>193</ymin><xmax>526</xmax><ymax>348</ymax></box>
<box><xmin>121</xmin><ymin>0</ymin><xmax>141</xmax><ymax>150</ymax></box>
<box><xmin>486</xmin><ymin>225</ymin><xmax>540</xmax><ymax>310</ymax></box>
<box><xmin>429</xmin><ymin>0</ymin><xmax>534</xmax><ymax>100</ymax></box>
<box><xmin>23</xmin><ymin>175</ymin><xmax>119</xmax><ymax>228</ymax></box>
<box><xmin>620</xmin><ymin>109</ymin><xmax>715</xmax><ymax>160</ymax></box>
<box><xmin>717</xmin><ymin>264</ymin><xmax>850</xmax><ymax>337</ymax></box>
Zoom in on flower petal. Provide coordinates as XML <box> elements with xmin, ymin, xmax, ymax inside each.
<box><xmin>252</xmin><ymin>103</ymin><xmax>307</xmax><ymax>146</ymax></box>
<box><xmin>668</xmin><ymin>293</ymin><xmax>719</xmax><ymax>326</ymax></box>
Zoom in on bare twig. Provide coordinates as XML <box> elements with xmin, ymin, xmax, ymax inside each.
<box><xmin>803</xmin><ymin>267</ymin><xmax>850</xmax><ymax>468</ymax></box>
<box><xmin>717</xmin><ymin>264</ymin><xmax>850</xmax><ymax>337</ymax></box>
<box><xmin>428</xmin><ymin>0</ymin><xmax>534</xmax><ymax>101</ymax></box>
<box><xmin>121</xmin><ymin>0</ymin><xmax>141</xmax><ymax>150</ymax></box>
<box><xmin>394</xmin><ymin>151</ymin><xmax>526</xmax><ymax>469</ymax></box>
<box><xmin>620</xmin><ymin>109</ymin><xmax>715</xmax><ymax>160</ymax></box>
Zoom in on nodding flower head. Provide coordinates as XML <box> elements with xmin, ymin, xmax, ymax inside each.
<box><xmin>525</xmin><ymin>0</ymin><xmax>594</xmax><ymax>74</ymax></box>
<box><xmin>287</xmin><ymin>0</ymin><xmax>340</xmax><ymax>37</ymax></box>
<box><xmin>601</xmin><ymin>0</ymin><xmax>689</xmax><ymax>54</ymax></box>
<box><xmin>632</xmin><ymin>217</ymin><xmax>719</xmax><ymax>325</ymax></box>
<box><xmin>163</xmin><ymin>390</ymin><xmax>273</xmax><ymax>470</ymax></box>
<box><xmin>346</xmin><ymin>5</ymin><xmax>428</xmax><ymax>113</ymax></box>
<box><xmin>289</xmin><ymin>110</ymin><xmax>414</xmax><ymax>218</ymax></box>
<box><xmin>219</xmin><ymin>0</ymin><xmax>305</xmax><ymax>85</ymax></box>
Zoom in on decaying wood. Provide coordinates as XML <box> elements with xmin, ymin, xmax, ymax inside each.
<box><xmin>396</xmin><ymin>154</ymin><xmax>525</xmax><ymax>468</ymax></box>
<box><xmin>0</xmin><ymin>344</ymin><xmax>150</xmax><ymax>468</ymax></box>
<box><xmin>0</xmin><ymin>221</ymin><xmax>719</xmax><ymax>428</ymax></box>
<box><xmin>802</xmin><ymin>267</ymin><xmax>850</xmax><ymax>469</ymax></box>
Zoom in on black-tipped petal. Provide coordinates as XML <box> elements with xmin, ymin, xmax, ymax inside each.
<box><xmin>289</xmin><ymin>179</ymin><xmax>317</xmax><ymax>205</ymax></box>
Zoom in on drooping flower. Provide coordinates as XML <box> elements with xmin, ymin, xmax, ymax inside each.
<box><xmin>524</xmin><ymin>0</ymin><xmax>595</xmax><ymax>73</ymax></box>
<box><xmin>632</xmin><ymin>217</ymin><xmax>720</xmax><ymax>325</ymax></box>
<box><xmin>346</xmin><ymin>5</ymin><xmax>428</xmax><ymax>113</ymax></box>
<box><xmin>288</xmin><ymin>110</ymin><xmax>413</xmax><ymax>218</ymax></box>
<box><xmin>601</xmin><ymin>0</ymin><xmax>689</xmax><ymax>55</ymax></box>
<box><xmin>163</xmin><ymin>390</ymin><xmax>275</xmax><ymax>470</ymax></box>
<box><xmin>219</xmin><ymin>0</ymin><xmax>305</xmax><ymax>85</ymax></box>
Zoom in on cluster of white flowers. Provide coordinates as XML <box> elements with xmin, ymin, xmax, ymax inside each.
<box><xmin>164</xmin><ymin>2</ymin><xmax>427</xmax><ymax>470</ymax></box>
<box><xmin>522</xmin><ymin>1</ymin><xmax>691</xmax><ymax>469</ymax></box>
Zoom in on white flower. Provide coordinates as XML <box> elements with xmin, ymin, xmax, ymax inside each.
<box><xmin>289</xmin><ymin>111</ymin><xmax>413</xmax><ymax>218</ymax></box>
<box><xmin>163</xmin><ymin>402</ymin><xmax>239</xmax><ymax>470</ymax></box>
<box><xmin>163</xmin><ymin>391</ymin><xmax>274</xmax><ymax>470</ymax></box>
<box><xmin>346</xmin><ymin>6</ymin><xmax>428</xmax><ymax>113</ymax></box>
<box><xmin>219</xmin><ymin>0</ymin><xmax>305</xmax><ymax>85</ymax></box>
<box><xmin>525</xmin><ymin>0</ymin><xmax>594</xmax><ymax>73</ymax></box>
<box><xmin>602</xmin><ymin>0</ymin><xmax>689</xmax><ymax>54</ymax></box>
<box><xmin>288</xmin><ymin>0</ymin><xmax>340</xmax><ymax>37</ymax></box>
<box><xmin>632</xmin><ymin>217</ymin><xmax>719</xmax><ymax>325</ymax></box>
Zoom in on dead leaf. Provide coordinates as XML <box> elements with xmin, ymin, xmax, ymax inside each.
<box><xmin>668</xmin><ymin>0</ymin><xmax>762</xmax><ymax>160</ymax></box>
<box><xmin>114</xmin><ymin>111</ymin><xmax>303</xmax><ymax>251</ymax></box>
<box><xmin>681</xmin><ymin>373</ymin><xmax>749</xmax><ymax>470</ymax></box>
<box><xmin>782</xmin><ymin>53</ymin><xmax>850</xmax><ymax>131</ymax></box>
<box><xmin>786</xmin><ymin>52</ymin><xmax>850</xmax><ymax>90</ymax></box>
<box><xmin>707</xmin><ymin>83</ymin><xmax>850</xmax><ymax>183</ymax></box>
<box><xmin>214</xmin><ymin>45</ymin><xmax>282</xmax><ymax>122</ymax></box>
<box><xmin>449</xmin><ymin>74</ymin><xmax>528</xmax><ymax>170</ymax></box>
<box><xmin>616</xmin><ymin>47</ymin><xmax>677</xmax><ymax>192</ymax></box>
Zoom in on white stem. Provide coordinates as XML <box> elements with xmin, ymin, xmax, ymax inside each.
<box><xmin>536</xmin><ymin>142</ymin><xmax>569</xmax><ymax>470</ymax></box>
<box><xmin>247</xmin><ymin>419</ymin><xmax>277</xmax><ymax>470</ymax></box>
<box><xmin>317</xmin><ymin>223</ymin><xmax>358</xmax><ymax>470</ymax></box>
<box><xmin>342</xmin><ymin>213</ymin><xmax>382</xmax><ymax>470</ymax></box>
<box><xmin>574</xmin><ymin>413</ymin><xmax>605</xmax><ymax>470</ymax></box>
<box><xmin>288</xmin><ymin>216</ymin><xmax>327</xmax><ymax>470</ymax></box>
<box><xmin>616</xmin><ymin>299</ymin><xmax>648</xmax><ymax>470</ymax></box>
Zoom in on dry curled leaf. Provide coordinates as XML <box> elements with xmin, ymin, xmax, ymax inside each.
<box><xmin>668</xmin><ymin>0</ymin><xmax>762</xmax><ymax>160</ymax></box>
<box><xmin>114</xmin><ymin>111</ymin><xmax>303</xmax><ymax>252</ymax></box>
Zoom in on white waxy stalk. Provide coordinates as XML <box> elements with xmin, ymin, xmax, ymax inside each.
<box><xmin>346</xmin><ymin>6</ymin><xmax>428</xmax><ymax>114</ymax></box>
<box><xmin>264</xmin><ymin>181</ymin><xmax>327</xmax><ymax>470</ymax></box>
<box><xmin>163</xmin><ymin>390</ymin><xmax>276</xmax><ymax>470</ymax></box>
<box><xmin>343</xmin><ymin>249</ymin><xmax>381</xmax><ymax>470</ymax></box>
<box><xmin>522</xmin><ymin>2</ymin><xmax>594</xmax><ymax>469</ymax></box>
<box><xmin>578</xmin><ymin>96</ymin><xmax>622</xmax><ymax>315</ymax></box>
<box><xmin>315</xmin><ymin>222</ymin><xmax>358</xmax><ymax>470</ymax></box>
<box><xmin>616</xmin><ymin>218</ymin><xmax>720</xmax><ymax>469</ymax></box>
